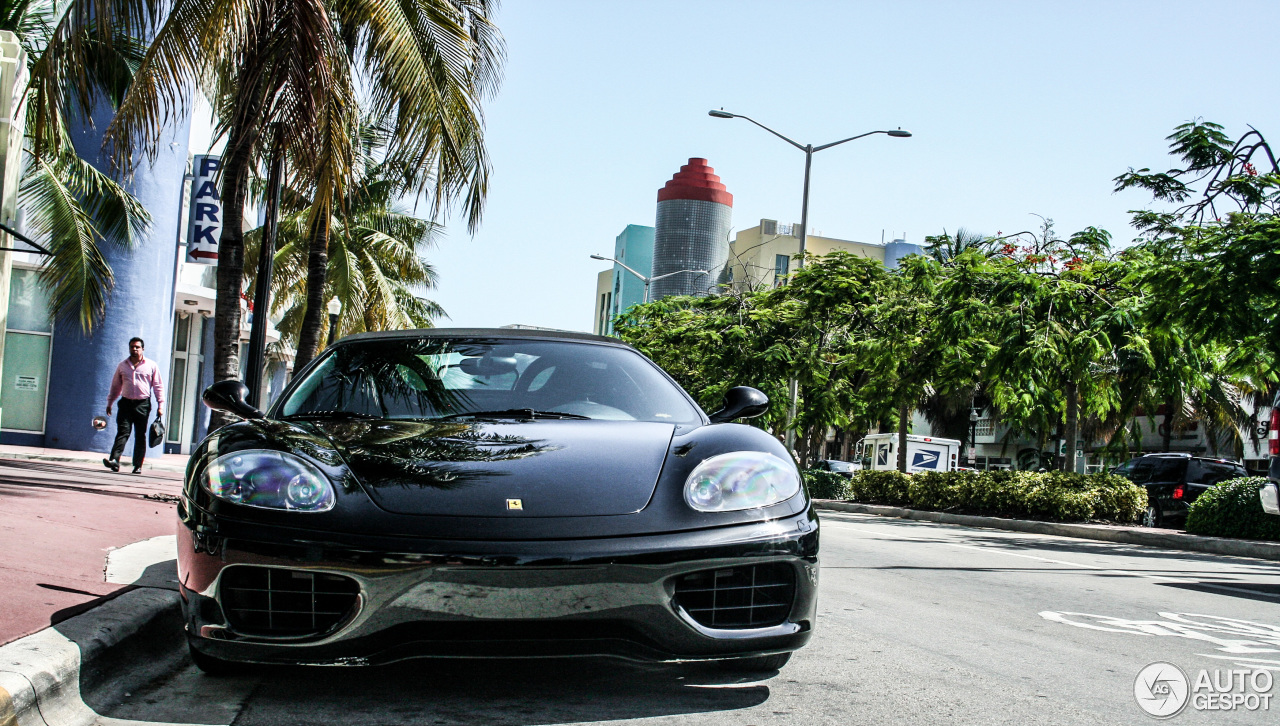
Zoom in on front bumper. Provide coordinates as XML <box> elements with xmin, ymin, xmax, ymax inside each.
<box><xmin>178</xmin><ymin>509</ymin><xmax>819</xmax><ymax>665</ymax></box>
<box><xmin>1262</xmin><ymin>481</ymin><xmax>1280</xmax><ymax>516</ymax></box>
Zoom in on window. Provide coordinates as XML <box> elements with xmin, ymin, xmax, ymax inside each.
<box><xmin>1</xmin><ymin>269</ymin><xmax>54</xmax><ymax>432</ymax></box>
<box><xmin>774</xmin><ymin>254</ymin><xmax>790</xmax><ymax>279</ymax></box>
<box><xmin>279</xmin><ymin>338</ymin><xmax>701</xmax><ymax>424</ymax></box>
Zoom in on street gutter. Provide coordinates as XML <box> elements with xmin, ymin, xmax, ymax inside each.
<box><xmin>815</xmin><ymin>500</ymin><xmax>1280</xmax><ymax>562</ymax></box>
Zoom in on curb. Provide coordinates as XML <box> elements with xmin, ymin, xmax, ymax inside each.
<box><xmin>0</xmin><ymin>588</ymin><xmax>184</xmax><ymax>726</ymax></box>
<box><xmin>815</xmin><ymin>500</ymin><xmax>1280</xmax><ymax>562</ymax></box>
<box><xmin>0</xmin><ymin>452</ymin><xmax>187</xmax><ymax>474</ymax></box>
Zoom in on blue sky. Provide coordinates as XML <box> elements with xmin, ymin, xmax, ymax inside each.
<box><xmin>428</xmin><ymin>0</ymin><xmax>1280</xmax><ymax>331</ymax></box>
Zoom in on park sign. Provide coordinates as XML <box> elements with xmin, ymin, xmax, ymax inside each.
<box><xmin>186</xmin><ymin>155</ymin><xmax>222</xmax><ymax>264</ymax></box>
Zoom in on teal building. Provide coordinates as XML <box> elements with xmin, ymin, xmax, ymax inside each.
<box><xmin>602</xmin><ymin>224</ymin><xmax>654</xmax><ymax>334</ymax></box>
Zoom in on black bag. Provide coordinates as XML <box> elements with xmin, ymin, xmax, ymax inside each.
<box><xmin>149</xmin><ymin>418</ymin><xmax>165</xmax><ymax>448</ymax></box>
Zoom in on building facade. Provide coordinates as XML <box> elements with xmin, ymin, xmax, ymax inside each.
<box><xmin>651</xmin><ymin>158</ymin><xmax>732</xmax><ymax>299</ymax></box>
<box><xmin>728</xmin><ymin>220</ymin><xmax>922</xmax><ymax>290</ymax></box>
<box><xmin>0</xmin><ymin>91</ymin><xmax>286</xmax><ymax>456</ymax></box>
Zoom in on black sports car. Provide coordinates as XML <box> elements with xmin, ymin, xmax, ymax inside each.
<box><xmin>178</xmin><ymin>329</ymin><xmax>818</xmax><ymax>673</ymax></box>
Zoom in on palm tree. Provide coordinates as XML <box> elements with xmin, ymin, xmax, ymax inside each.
<box><xmin>101</xmin><ymin>0</ymin><xmax>502</xmax><ymax>425</ymax></box>
<box><xmin>1</xmin><ymin>0</ymin><xmax>154</xmax><ymax>332</ymax></box>
<box><xmin>244</xmin><ymin>114</ymin><xmax>446</xmax><ymax>351</ymax></box>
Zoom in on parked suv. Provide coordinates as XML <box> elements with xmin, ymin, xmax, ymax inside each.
<box><xmin>1112</xmin><ymin>453</ymin><xmax>1248</xmax><ymax>528</ymax></box>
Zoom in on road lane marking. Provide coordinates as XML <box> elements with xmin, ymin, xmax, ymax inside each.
<box><xmin>1040</xmin><ymin>612</ymin><xmax>1280</xmax><ymax>655</ymax></box>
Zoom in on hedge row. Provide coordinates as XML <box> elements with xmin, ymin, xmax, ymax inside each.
<box><xmin>802</xmin><ymin>469</ymin><xmax>1146</xmax><ymax>523</ymax></box>
<box><xmin>1185</xmin><ymin>477</ymin><xmax>1280</xmax><ymax>541</ymax></box>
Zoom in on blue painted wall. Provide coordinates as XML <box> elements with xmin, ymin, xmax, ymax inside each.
<box><xmin>609</xmin><ymin>224</ymin><xmax>653</xmax><ymax>328</ymax></box>
<box><xmin>42</xmin><ymin>104</ymin><xmax>190</xmax><ymax>455</ymax></box>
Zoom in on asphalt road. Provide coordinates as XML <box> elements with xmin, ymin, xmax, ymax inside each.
<box><xmin>99</xmin><ymin>512</ymin><xmax>1280</xmax><ymax>725</ymax></box>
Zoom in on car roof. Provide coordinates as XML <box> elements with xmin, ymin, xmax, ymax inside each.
<box><xmin>336</xmin><ymin>327</ymin><xmax>630</xmax><ymax>348</ymax></box>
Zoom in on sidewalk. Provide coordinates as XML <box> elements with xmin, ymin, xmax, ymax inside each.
<box><xmin>0</xmin><ymin>455</ymin><xmax>184</xmax><ymax>645</ymax></box>
<box><xmin>0</xmin><ymin>443</ymin><xmax>189</xmax><ymax>473</ymax></box>
<box><xmin>815</xmin><ymin>500</ymin><xmax>1280</xmax><ymax>561</ymax></box>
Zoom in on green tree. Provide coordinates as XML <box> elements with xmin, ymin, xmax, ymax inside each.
<box><xmin>0</xmin><ymin>0</ymin><xmax>153</xmax><ymax>331</ymax></box>
<box><xmin>244</xmin><ymin>115</ymin><xmax>445</xmax><ymax>349</ymax></box>
<box><xmin>101</xmin><ymin>0</ymin><xmax>503</xmax><ymax>425</ymax></box>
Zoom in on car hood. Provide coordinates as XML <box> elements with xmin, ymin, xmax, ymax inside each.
<box><xmin>300</xmin><ymin>418</ymin><xmax>675</xmax><ymax>517</ymax></box>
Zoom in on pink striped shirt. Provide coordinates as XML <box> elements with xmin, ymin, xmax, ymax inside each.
<box><xmin>108</xmin><ymin>357</ymin><xmax>165</xmax><ymax>409</ymax></box>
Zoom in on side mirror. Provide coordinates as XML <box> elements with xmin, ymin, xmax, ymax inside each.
<box><xmin>708</xmin><ymin>386</ymin><xmax>769</xmax><ymax>424</ymax></box>
<box><xmin>202</xmin><ymin>380</ymin><xmax>265</xmax><ymax>420</ymax></box>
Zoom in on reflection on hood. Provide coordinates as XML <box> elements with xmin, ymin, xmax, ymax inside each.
<box><xmin>314</xmin><ymin>420</ymin><xmax>559</xmax><ymax>490</ymax></box>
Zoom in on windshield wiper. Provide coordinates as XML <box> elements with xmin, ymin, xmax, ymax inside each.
<box><xmin>285</xmin><ymin>411</ymin><xmax>383</xmax><ymax>420</ymax></box>
<box><xmin>435</xmin><ymin>409</ymin><xmax>592</xmax><ymax>421</ymax></box>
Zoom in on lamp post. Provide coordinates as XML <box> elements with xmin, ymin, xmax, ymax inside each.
<box><xmin>969</xmin><ymin>405</ymin><xmax>981</xmax><ymax>468</ymax></box>
<box><xmin>590</xmin><ymin>255</ymin><xmax>707</xmax><ymax>304</ymax></box>
<box><xmin>709</xmin><ymin>109</ymin><xmax>911</xmax><ymax>452</ymax></box>
<box><xmin>326</xmin><ymin>296</ymin><xmax>342</xmax><ymax>347</ymax></box>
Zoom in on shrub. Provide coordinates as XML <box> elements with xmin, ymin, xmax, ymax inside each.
<box><xmin>848</xmin><ymin>470</ymin><xmax>912</xmax><ymax>506</ymax></box>
<box><xmin>837</xmin><ymin>469</ymin><xmax>1146</xmax><ymax>523</ymax></box>
<box><xmin>802</xmin><ymin>470</ymin><xmax>850</xmax><ymax>500</ymax></box>
<box><xmin>1185</xmin><ymin>477</ymin><xmax>1280</xmax><ymax>541</ymax></box>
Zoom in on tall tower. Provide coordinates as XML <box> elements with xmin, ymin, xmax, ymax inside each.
<box><xmin>651</xmin><ymin>158</ymin><xmax>732</xmax><ymax>300</ymax></box>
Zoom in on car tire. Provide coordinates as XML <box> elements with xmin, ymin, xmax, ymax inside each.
<box><xmin>1142</xmin><ymin>504</ymin><xmax>1162</xmax><ymax>529</ymax></box>
<box><xmin>189</xmin><ymin>643</ymin><xmax>237</xmax><ymax>676</ymax></box>
<box><xmin>718</xmin><ymin>652</ymin><xmax>792</xmax><ymax>672</ymax></box>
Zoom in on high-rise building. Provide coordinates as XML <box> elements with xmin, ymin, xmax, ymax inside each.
<box><xmin>650</xmin><ymin>158</ymin><xmax>732</xmax><ymax>300</ymax></box>
<box><xmin>591</xmin><ymin>224</ymin><xmax>654</xmax><ymax>336</ymax></box>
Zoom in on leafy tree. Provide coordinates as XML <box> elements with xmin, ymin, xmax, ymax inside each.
<box><xmin>244</xmin><ymin>114</ymin><xmax>445</xmax><ymax>349</ymax></box>
<box><xmin>978</xmin><ymin>222</ymin><xmax>1147</xmax><ymax>473</ymax></box>
<box><xmin>101</xmin><ymin>0</ymin><xmax>504</xmax><ymax>426</ymax></box>
<box><xmin>1118</xmin><ymin>121</ymin><xmax>1280</xmax><ymax>371</ymax></box>
<box><xmin>0</xmin><ymin>0</ymin><xmax>153</xmax><ymax>331</ymax></box>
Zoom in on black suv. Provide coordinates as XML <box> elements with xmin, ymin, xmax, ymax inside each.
<box><xmin>1112</xmin><ymin>453</ymin><xmax>1247</xmax><ymax>528</ymax></box>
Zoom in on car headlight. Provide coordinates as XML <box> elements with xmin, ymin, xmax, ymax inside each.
<box><xmin>202</xmin><ymin>449</ymin><xmax>335</xmax><ymax>512</ymax></box>
<box><xmin>684</xmin><ymin>451</ymin><xmax>801</xmax><ymax>512</ymax></box>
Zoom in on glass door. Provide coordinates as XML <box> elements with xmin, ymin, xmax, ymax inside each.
<box><xmin>166</xmin><ymin>313</ymin><xmax>206</xmax><ymax>453</ymax></box>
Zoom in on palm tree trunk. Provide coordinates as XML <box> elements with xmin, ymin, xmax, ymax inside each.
<box><xmin>1064</xmin><ymin>381</ymin><xmax>1079</xmax><ymax>473</ymax></box>
<box><xmin>209</xmin><ymin>118</ymin><xmax>260</xmax><ymax>429</ymax></box>
<box><xmin>896</xmin><ymin>403</ymin><xmax>909</xmax><ymax>473</ymax></box>
<box><xmin>292</xmin><ymin>214</ymin><xmax>331</xmax><ymax>373</ymax></box>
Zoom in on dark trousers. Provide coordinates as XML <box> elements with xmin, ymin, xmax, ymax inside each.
<box><xmin>110</xmin><ymin>397</ymin><xmax>151</xmax><ymax>465</ymax></box>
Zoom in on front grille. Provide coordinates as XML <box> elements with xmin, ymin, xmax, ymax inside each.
<box><xmin>219</xmin><ymin>566</ymin><xmax>360</xmax><ymax>637</ymax></box>
<box><xmin>673</xmin><ymin>563</ymin><xmax>796</xmax><ymax>629</ymax></box>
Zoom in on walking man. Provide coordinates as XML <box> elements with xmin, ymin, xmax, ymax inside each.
<box><xmin>104</xmin><ymin>337</ymin><xmax>164</xmax><ymax>474</ymax></box>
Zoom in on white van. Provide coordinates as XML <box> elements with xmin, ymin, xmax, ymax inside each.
<box><xmin>854</xmin><ymin>433</ymin><xmax>962</xmax><ymax>474</ymax></box>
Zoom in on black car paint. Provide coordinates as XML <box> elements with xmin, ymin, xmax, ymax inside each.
<box><xmin>179</xmin><ymin>329</ymin><xmax>818</xmax><ymax>665</ymax></box>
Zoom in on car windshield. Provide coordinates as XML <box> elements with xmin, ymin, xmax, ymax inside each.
<box><xmin>276</xmin><ymin>337</ymin><xmax>702</xmax><ymax>424</ymax></box>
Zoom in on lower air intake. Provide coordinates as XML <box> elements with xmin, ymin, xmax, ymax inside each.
<box><xmin>673</xmin><ymin>562</ymin><xmax>796</xmax><ymax>629</ymax></box>
<box><xmin>220</xmin><ymin>566</ymin><xmax>359</xmax><ymax>637</ymax></box>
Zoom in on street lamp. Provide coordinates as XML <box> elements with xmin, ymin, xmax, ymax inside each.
<box><xmin>590</xmin><ymin>254</ymin><xmax>707</xmax><ymax>304</ymax></box>
<box><xmin>326</xmin><ymin>296</ymin><xmax>342</xmax><ymax>347</ymax></box>
<box><xmin>709</xmin><ymin>109</ymin><xmax>911</xmax><ymax>451</ymax></box>
<box><xmin>708</xmin><ymin>109</ymin><xmax>911</xmax><ymax>269</ymax></box>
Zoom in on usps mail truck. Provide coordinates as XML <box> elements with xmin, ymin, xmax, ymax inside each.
<box><xmin>854</xmin><ymin>433</ymin><xmax>962</xmax><ymax>474</ymax></box>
